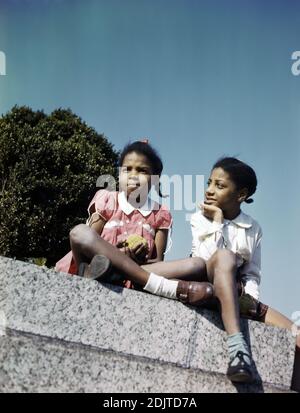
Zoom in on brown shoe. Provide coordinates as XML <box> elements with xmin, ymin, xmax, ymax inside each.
<box><xmin>176</xmin><ymin>281</ymin><xmax>214</xmax><ymax>306</ymax></box>
<box><xmin>78</xmin><ymin>255</ymin><xmax>112</xmax><ymax>281</ymax></box>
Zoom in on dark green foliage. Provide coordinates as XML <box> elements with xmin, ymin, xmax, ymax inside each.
<box><xmin>0</xmin><ymin>106</ymin><xmax>119</xmax><ymax>266</ymax></box>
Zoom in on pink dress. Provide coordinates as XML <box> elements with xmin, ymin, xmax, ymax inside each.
<box><xmin>55</xmin><ymin>190</ymin><xmax>172</xmax><ymax>288</ymax></box>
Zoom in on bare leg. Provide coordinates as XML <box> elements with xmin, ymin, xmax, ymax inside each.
<box><xmin>265</xmin><ymin>307</ymin><xmax>294</xmax><ymax>329</ymax></box>
<box><xmin>70</xmin><ymin>224</ymin><xmax>208</xmax><ymax>288</ymax></box>
<box><xmin>206</xmin><ymin>249</ymin><xmax>241</xmax><ymax>335</ymax></box>
<box><xmin>264</xmin><ymin>307</ymin><xmax>300</xmax><ymax>354</ymax></box>
<box><xmin>70</xmin><ymin>224</ymin><xmax>150</xmax><ymax>286</ymax></box>
<box><xmin>142</xmin><ymin>257</ymin><xmax>208</xmax><ymax>281</ymax></box>
<box><xmin>201</xmin><ymin>249</ymin><xmax>256</xmax><ymax>382</ymax></box>
<box><xmin>70</xmin><ymin>237</ymin><xmax>88</xmax><ymax>269</ymax></box>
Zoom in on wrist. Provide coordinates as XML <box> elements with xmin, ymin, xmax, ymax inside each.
<box><xmin>214</xmin><ymin>212</ymin><xmax>223</xmax><ymax>224</ymax></box>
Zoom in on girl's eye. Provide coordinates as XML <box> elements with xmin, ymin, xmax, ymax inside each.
<box><xmin>138</xmin><ymin>168</ymin><xmax>149</xmax><ymax>174</ymax></box>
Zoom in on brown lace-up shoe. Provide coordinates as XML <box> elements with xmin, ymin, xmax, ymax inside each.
<box><xmin>176</xmin><ymin>281</ymin><xmax>214</xmax><ymax>306</ymax></box>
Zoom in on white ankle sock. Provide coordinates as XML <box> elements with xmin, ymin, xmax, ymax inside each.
<box><xmin>143</xmin><ymin>273</ymin><xmax>178</xmax><ymax>299</ymax></box>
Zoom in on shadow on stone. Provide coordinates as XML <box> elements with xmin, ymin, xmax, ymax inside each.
<box><xmin>291</xmin><ymin>347</ymin><xmax>300</xmax><ymax>392</ymax></box>
<box><xmin>195</xmin><ymin>306</ymin><xmax>264</xmax><ymax>392</ymax></box>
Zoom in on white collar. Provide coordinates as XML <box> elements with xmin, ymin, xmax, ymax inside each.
<box><xmin>225</xmin><ymin>211</ymin><xmax>253</xmax><ymax>229</ymax></box>
<box><xmin>118</xmin><ymin>191</ymin><xmax>158</xmax><ymax>217</ymax></box>
<box><xmin>195</xmin><ymin>210</ymin><xmax>253</xmax><ymax>239</ymax></box>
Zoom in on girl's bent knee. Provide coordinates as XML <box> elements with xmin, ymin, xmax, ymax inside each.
<box><xmin>186</xmin><ymin>257</ymin><xmax>207</xmax><ymax>281</ymax></box>
<box><xmin>214</xmin><ymin>249</ymin><xmax>237</xmax><ymax>270</ymax></box>
<box><xmin>69</xmin><ymin>224</ymin><xmax>90</xmax><ymax>244</ymax></box>
<box><xmin>190</xmin><ymin>257</ymin><xmax>206</xmax><ymax>272</ymax></box>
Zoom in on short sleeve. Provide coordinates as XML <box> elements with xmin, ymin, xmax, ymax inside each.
<box><xmin>157</xmin><ymin>206</ymin><xmax>173</xmax><ymax>230</ymax></box>
<box><xmin>87</xmin><ymin>190</ymin><xmax>116</xmax><ymax>222</ymax></box>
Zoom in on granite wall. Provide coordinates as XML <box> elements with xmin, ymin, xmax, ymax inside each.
<box><xmin>0</xmin><ymin>256</ymin><xmax>296</xmax><ymax>393</ymax></box>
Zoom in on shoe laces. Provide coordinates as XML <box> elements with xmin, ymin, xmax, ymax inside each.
<box><xmin>231</xmin><ymin>351</ymin><xmax>251</xmax><ymax>367</ymax></box>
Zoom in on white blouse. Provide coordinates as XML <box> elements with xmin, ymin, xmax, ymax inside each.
<box><xmin>190</xmin><ymin>210</ymin><xmax>262</xmax><ymax>300</ymax></box>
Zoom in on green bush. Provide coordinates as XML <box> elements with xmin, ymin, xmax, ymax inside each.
<box><xmin>0</xmin><ymin>106</ymin><xmax>119</xmax><ymax>266</ymax></box>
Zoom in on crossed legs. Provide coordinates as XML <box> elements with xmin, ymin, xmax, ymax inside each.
<box><xmin>70</xmin><ymin>224</ymin><xmax>208</xmax><ymax>286</ymax></box>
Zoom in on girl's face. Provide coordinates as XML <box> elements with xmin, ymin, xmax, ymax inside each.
<box><xmin>119</xmin><ymin>151</ymin><xmax>153</xmax><ymax>198</ymax></box>
<box><xmin>205</xmin><ymin>167</ymin><xmax>246</xmax><ymax>215</ymax></box>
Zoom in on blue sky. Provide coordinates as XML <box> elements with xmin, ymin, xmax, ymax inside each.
<box><xmin>0</xmin><ymin>0</ymin><xmax>299</xmax><ymax>318</ymax></box>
